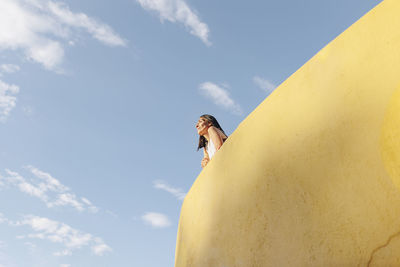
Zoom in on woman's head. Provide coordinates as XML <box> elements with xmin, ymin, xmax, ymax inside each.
<box><xmin>196</xmin><ymin>114</ymin><xmax>227</xmax><ymax>150</ymax></box>
<box><xmin>196</xmin><ymin>116</ymin><xmax>211</xmax><ymax>136</ymax></box>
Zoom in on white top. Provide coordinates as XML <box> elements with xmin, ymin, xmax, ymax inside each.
<box><xmin>206</xmin><ymin>138</ymin><xmax>217</xmax><ymax>159</ymax></box>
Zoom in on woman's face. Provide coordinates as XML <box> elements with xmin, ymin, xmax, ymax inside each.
<box><xmin>196</xmin><ymin>117</ymin><xmax>211</xmax><ymax>136</ymax></box>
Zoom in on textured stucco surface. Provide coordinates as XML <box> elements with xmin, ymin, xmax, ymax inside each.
<box><xmin>175</xmin><ymin>0</ymin><xmax>400</xmax><ymax>266</ymax></box>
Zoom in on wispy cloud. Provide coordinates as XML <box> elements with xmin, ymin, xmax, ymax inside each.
<box><xmin>0</xmin><ymin>80</ymin><xmax>19</xmax><ymax>122</ymax></box>
<box><xmin>1</xmin><ymin>166</ymin><xmax>99</xmax><ymax>213</ymax></box>
<box><xmin>105</xmin><ymin>209</ymin><xmax>118</xmax><ymax>218</ymax></box>
<box><xmin>136</xmin><ymin>0</ymin><xmax>211</xmax><ymax>46</ymax></box>
<box><xmin>0</xmin><ymin>64</ymin><xmax>20</xmax><ymax>74</ymax></box>
<box><xmin>253</xmin><ymin>76</ymin><xmax>276</xmax><ymax>94</ymax></box>
<box><xmin>0</xmin><ymin>0</ymin><xmax>126</xmax><ymax>70</ymax></box>
<box><xmin>0</xmin><ymin>214</ymin><xmax>9</xmax><ymax>224</ymax></box>
<box><xmin>199</xmin><ymin>82</ymin><xmax>242</xmax><ymax>115</ymax></box>
<box><xmin>91</xmin><ymin>238</ymin><xmax>112</xmax><ymax>256</ymax></box>
<box><xmin>46</xmin><ymin>1</ymin><xmax>126</xmax><ymax>47</ymax></box>
<box><xmin>153</xmin><ymin>180</ymin><xmax>186</xmax><ymax>201</ymax></box>
<box><xmin>141</xmin><ymin>212</ymin><xmax>171</xmax><ymax>228</ymax></box>
<box><xmin>13</xmin><ymin>215</ymin><xmax>111</xmax><ymax>256</ymax></box>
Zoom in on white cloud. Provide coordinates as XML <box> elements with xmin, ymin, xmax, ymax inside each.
<box><xmin>15</xmin><ymin>215</ymin><xmax>111</xmax><ymax>256</ymax></box>
<box><xmin>54</xmin><ymin>250</ymin><xmax>72</xmax><ymax>257</ymax></box>
<box><xmin>0</xmin><ymin>80</ymin><xmax>19</xmax><ymax>122</ymax></box>
<box><xmin>18</xmin><ymin>179</ymin><xmax>48</xmax><ymax>201</ymax></box>
<box><xmin>49</xmin><ymin>193</ymin><xmax>84</xmax><ymax>211</ymax></box>
<box><xmin>60</xmin><ymin>265</ymin><xmax>71</xmax><ymax>267</ymax></box>
<box><xmin>28</xmin><ymin>165</ymin><xmax>68</xmax><ymax>192</ymax></box>
<box><xmin>141</xmin><ymin>212</ymin><xmax>171</xmax><ymax>228</ymax></box>
<box><xmin>47</xmin><ymin>1</ymin><xmax>126</xmax><ymax>46</ymax></box>
<box><xmin>0</xmin><ymin>65</ymin><xmax>20</xmax><ymax>122</ymax></box>
<box><xmin>153</xmin><ymin>180</ymin><xmax>186</xmax><ymax>201</ymax></box>
<box><xmin>2</xmin><ymin>166</ymin><xmax>99</xmax><ymax>213</ymax></box>
<box><xmin>199</xmin><ymin>82</ymin><xmax>242</xmax><ymax>115</ymax></box>
<box><xmin>91</xmin><ymin>238</ymin><xmax>112</xmax><ymax>256</ymax></box>
<box><xmin>0</xmin><ymin>64</ymin><xmax>20</xmax><ymax>74</ymax></box>
<box><xmin>81</xmin><ymin>197</ymin><xmax>99</xmax><ymax>213</ymax></box>
<box><xmin>27</xmin><ymin>41</ymin><xmax>65</xmax><ymax>69</ymax></box>
<box><xmin>136</xmin><ymin>0</ymin><xmax>211</xmax><ymax>46</ymax></box>
<box><xmin>0</xmin><ymin>214</ymin><xmax>7</xmax><ymax>224</ymax></box>
<box><xmin>253</xmin><ymin>76</ymin><xmax>276</xmax><ymax>94</ymax></box>
<box><xmin>0</xmin><ymin>0</ymin><xmax>126</xmax><ymax>70</ymax></box>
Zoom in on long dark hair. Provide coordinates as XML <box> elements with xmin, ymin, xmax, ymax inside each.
<box><xmin>197</xmin><ymin>114</ymin><xmax>227</xmax><ymax>151</ymax></box>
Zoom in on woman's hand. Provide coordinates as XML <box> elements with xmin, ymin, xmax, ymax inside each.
<box><xmin>201</xmin><ymin>157</ymin><xmax>210</xmax><ymax>168</ymax></box>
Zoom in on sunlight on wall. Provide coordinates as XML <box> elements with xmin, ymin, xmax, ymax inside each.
<box><xmin>176</xmin><ymin>0</ymin><xmax>400</xmax><ymax>265</ymax></box>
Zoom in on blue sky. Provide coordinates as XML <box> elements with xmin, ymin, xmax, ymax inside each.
<box><xmin>0</xmin><ymin>0</ymin><xmax>381</xmax><ymax>266</ymax></box>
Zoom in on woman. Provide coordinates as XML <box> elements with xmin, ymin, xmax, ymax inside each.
<box><xmin>196</xmin><ymin>114</ymin><xmax>228</xmax><ymax>168</ymax></box>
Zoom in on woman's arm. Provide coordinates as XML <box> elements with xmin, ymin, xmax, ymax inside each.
<box><xmin>201</xmin><ymin>148</ymin><xmax>210</xmax><ymax>168</ymax></box>
<box><xmin>208</xmin><ymin>126</ymin><xmax>224</xmax><ymax>150</ymax></box>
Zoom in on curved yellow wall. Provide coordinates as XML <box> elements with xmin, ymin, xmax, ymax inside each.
<box><xmin>175</xmin><ymin>0</ymin><xmax>400</xmax><ymax>266</ymax></box>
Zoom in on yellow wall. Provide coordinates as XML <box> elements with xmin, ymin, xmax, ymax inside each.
<box><xmin>175</xmin><ymin>0</ymin><xmax>400</xmax><ymax>266</ymax></box>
